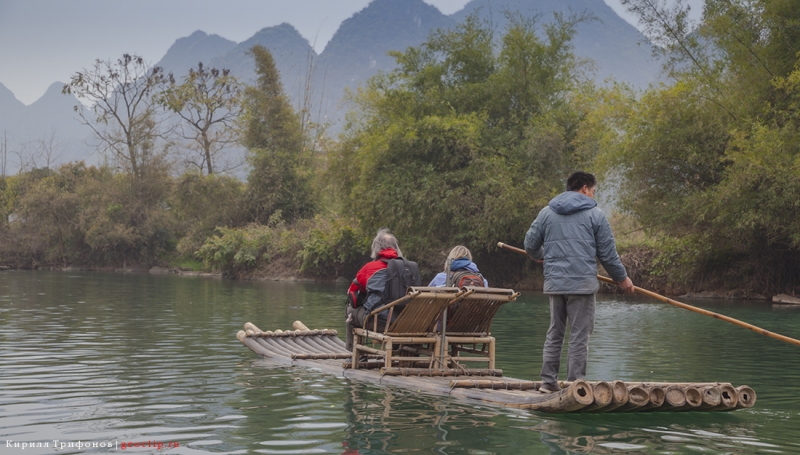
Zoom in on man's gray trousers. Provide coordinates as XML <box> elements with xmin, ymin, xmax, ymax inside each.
<box><xmin>540</xmin><ymin>294</ymin><xmax>595</xmax><ymax>385</ymax></box>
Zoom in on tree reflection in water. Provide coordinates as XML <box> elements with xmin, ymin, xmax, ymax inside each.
<box><xmin>337</xmin><ymin>381</ymin><xmax>770</xmax><ymax>454</ymax></box>
<box><xmin>341</xmin><ymin>382</ymin><xmax>500</xmax><ymax>453</ymax></box>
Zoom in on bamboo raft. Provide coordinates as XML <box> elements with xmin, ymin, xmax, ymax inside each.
<box><xmin>237</xmin><ymin>321</ymin><xmax>756</xmax><ymax>414</ymax></box>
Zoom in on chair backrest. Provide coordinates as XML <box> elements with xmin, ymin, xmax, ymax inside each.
<box><xmin>384</xmin><ymin>287</ymin><xmax>462</xmax><ymax>335</ymax></box>
<box><xmin>443</xmin><ymin>287</ymin><xmax>519</xmax><ymax>335</ymax></box>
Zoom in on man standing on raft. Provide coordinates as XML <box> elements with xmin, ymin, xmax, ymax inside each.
<box><xmin>524</xmin><ymin>171</ymin><xmax>634</xmax><ymax>393</ymax></box>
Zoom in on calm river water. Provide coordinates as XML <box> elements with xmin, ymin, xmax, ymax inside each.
<box><xmin>1</xmin><ymin>270</ymin><xmax>799</xmax><ymax>454</ymax></box>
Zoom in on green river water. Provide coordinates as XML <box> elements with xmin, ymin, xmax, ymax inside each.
<box><xmin>1</xmin><ymin>270</ymin><xmax>799</xmax><ymax>454</ymax></box>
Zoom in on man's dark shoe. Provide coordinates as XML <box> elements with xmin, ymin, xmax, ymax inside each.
<box><xmin>539</xmin><ymin>382</ymin><xmax>561</xmax><ymax>393</ymax></box>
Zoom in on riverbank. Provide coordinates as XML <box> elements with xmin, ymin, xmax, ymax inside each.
<box><xmin>5</xmin><ymin>257</ymin><xmax>796</xmax><ymax>303</ymax></box>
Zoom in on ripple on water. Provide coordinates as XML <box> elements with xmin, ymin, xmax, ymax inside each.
<box><xmin>1</xmin><ymin>272</ymin><xmax>799</xmax><ymax>454</ymax></box>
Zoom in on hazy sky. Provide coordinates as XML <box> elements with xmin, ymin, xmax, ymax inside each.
<box><xmin>0</xmin><ymin>0</ymin><xmax>703</xmax><ymax>105</ymax></box>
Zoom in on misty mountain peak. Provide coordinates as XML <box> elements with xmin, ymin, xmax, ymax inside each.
<box><xmin>157</xmin><ymin>30</ymin><xmax>237</xmax><ymax>76</ymax></box>
<box><xmin>30</xmin><ymin>82</ymin><xmax>78</xmax><ymax>112</ymax></box>
<box><xmin>0</xmin><ymin>82</ymin><xmax>25</xmax><ymax>110</ymax></box>
<box><xmin>244</xmin><ymin>22</ymin><xmax>313</xmax><ymax>53</ymax></box>
<box><xmin>323</xmin><ymin>0</ymin><xmax>453</xmax><ymax>60</ymax></box>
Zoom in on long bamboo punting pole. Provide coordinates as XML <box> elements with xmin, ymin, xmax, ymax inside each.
<box><xmin>497</xmin><ymin>241</ymin><xmax>800</xmax><ymax>347</ymax></box>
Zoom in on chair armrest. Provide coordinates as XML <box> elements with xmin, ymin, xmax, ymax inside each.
<box><xmin>367</xmin><ymin>290</ymin><xmax>421</xmax><ymax>319</ymax></box>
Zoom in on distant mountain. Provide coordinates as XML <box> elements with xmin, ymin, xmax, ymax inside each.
<box><xmin>0</xmin><ymin>83</ymin><xmax>25</xmax><ymax>113</ymax></box>
<box><xmin>26</xmin><ymin>82</ymin><xmax>81</xmax><ymax>127</ymax></box>
<box><xmin>151</xmin><ymin>0</ymin><xmax>662</xmax><ymax>128</ymax></box>
<box><xmin>157</xmin><ymin>23</ymin><xmax>314</xmax><ymax>104</ymax></box>
<box><xmin>0</xmin><ymin>82</ymin><xmax>93</xmax><ymax>174</ymax></box>
<box><xmin>208</xmin><ymin>23</ymin><xmax>315</xmax><ymax>102</ymax></box>
<box><xmin>2</xmin><ymin>0</ymin><xmax>665</xmax><ymax>173</ymax></box>
<box><xmin>0</xmin><ymin>83</ymin><xmax>26</xmax><ymax>137</ymax></box>
<box><xmin>157</xmin><ymin>30</ymin><xmax>237</xmax><ymax>76</ymax></box>
<box><xmin>313</xmin><ymin>0</ymin><xmax>455</xmax><ymax>118</ymax></box>
<box><xmin>453</xmin><ymin>0</ymin><xmax>662</xmax><ymax>89</ymax></box>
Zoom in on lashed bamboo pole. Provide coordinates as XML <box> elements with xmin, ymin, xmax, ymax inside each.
<box><xmin>716</xmin><ymin>384</ymin><xmax>739</xmax><ymax>410</ymax></box>
<box><xmin>682</xmin><ymin>386</ymin><xmax>703</xmax><ymax>409</ymax></box>
<box><xmin>291</xmin><ymin>353</ymin><xmax>353</xmax><ymax>360</ymax></box>
<box><xmin>521</xmin><ymin>380</ymin><xmax>594</xmax><ymax>413</ymax></box>
<box><xmin>449</xmin><ymin>379</ymin><xmax>537</xmax><ymax>390</ymax></box>
<box><xmin>698</xmin><ymin>386</ymin><xmax>722</xmax><ymax>410</ymax></box>
<box><xmin>616</xmin><ymin>385</ymin><xmax>650</xmax><ymax>411</ymax></box>
<box><xmin>578</xmin><ymin>381</ymin><xmax>613</xmax><ymax>412</ymax></box>
<box><xmin>664</xmin><ymin>385</ymin><xmax>687</xmax><ymax>409</ymax></box>
<box><xmin>593</xmin><ymin>381</ymin><xmax>629</xmax><ymax>413</ymax></box>
<box><xmin>497</xmin><ymin>242</ymin><xmax>800</xmax><ymax>347</ymax></box>
<box><xmin>381</xmin><ymin>368</ymin><xmax>503</xmax><ymax>377</ymax></box>
<box><xmin>293</xmin><ymin>321</ymin><xmax>310</xmax><ymax>331</ymax></box>
<box><xmin>637</xmin><ymin>386</ymin><xmax>666</xmax><ymax>411</ymax></box>
<box><xmin>735</xmin><ymin>386</ymin><xmax>756</xmax><ymax>409</ymax></box>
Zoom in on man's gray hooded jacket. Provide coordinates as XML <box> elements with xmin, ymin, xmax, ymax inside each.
<box><xmin>524</xmin><ymin>191</ymin><xmax>627</xmax><ymax>294</ymax></box>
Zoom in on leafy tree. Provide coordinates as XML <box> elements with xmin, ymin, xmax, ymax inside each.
<box><xmin>172</xmin><ymin>171</ymin><xmax>244</xmax><ymax>256</ymax></box>
<box><xmin>597</xmin><ymin>0</ymin><xmax>800</xmax><ymax>292</ymax></box>
<box><xmin>330</xmin><ymin>14</ymin><xmax>589</xmax><ymax>277</ymax></box>
<box><xmin>74</xmin><ymin>165</ymin><xmax>175</xmax><ymax>266</ymax></box>
<box><xmin>239</xmin><ymin>45</ymin><xmax>314</xmax><ymax>223</ymax></box>
<box><xmin>160</xmin><ymin>63</ymin><xmax>243</xmax><ymax>175</ymax></box>
<box><xmin>63</xmin><ymin>54</ymin><xmax>169</xmax><ymax>179</ymax></box>
<box><xmin>16</xmin><ymin>170</ymin><xmax>82</xmax><ymax>266</ymax></box>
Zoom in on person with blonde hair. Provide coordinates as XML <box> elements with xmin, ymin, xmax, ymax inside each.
<box><xmin>428</xmin><ymin>245</ymin><xmax>488</xmax><ymax>287</ymax></box>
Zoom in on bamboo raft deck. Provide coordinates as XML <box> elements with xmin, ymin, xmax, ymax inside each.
<box><xmin>237</xmin><ymin>321</ymin><xmax>756</xmax><ymax>414</ymax></box>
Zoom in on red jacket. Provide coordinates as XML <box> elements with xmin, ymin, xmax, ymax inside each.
<box><xmin>347</xmin><ymin>248</ymin><xmax>398</xmax><ymax>311</ymax></box>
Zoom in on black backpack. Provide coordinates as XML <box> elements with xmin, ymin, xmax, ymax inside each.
<box><xmin>380</xmin><ymin>257</ymin><xmax>421</xmax><ymax>310</ymax></box>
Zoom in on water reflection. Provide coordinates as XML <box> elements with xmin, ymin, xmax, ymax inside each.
<box><xmin>516</xmin><ymin>415</ymin><xmax>783</xmax><ymax>455</ymax></box>
<box><xmin>1</xmin><ymin>271</ymin><xmax>799</xmax><ymax>455</ymax></box>
<box><xmin>341</xmin><ymin>383</ymin><xmax>501</xmax><ymax>453</ymax></box>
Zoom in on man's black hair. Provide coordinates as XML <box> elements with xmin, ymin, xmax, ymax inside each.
<box><xmin>566</xmin><ymin>171</ymin><xmax>597</xmax><ymax>192</ymax></box>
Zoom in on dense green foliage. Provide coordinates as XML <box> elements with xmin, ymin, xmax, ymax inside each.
<box><xmin>172</xmin><ymin>171</ymin><xmax>245</xmax><ymax>257</ymax></box>
<box><xmin>0</xmin><ymin>163</ymin><xmax>174</xmax><ymax>267</ymax></box>
<box><xmin>240</xmin><ymin>45</ymin><xmax>315</xmax><ymax>224</ymax></box>
<box><xmin>330</xmin><ymin>15</ymin><xmax>590</xmax><ymax>277</ymax></box>
<box><xmin>593</xmin><ymin>0</ymin><xmax>800</xmax><ymax>293</ymax></box>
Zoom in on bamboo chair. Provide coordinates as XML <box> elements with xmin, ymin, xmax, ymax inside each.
<box><xmin>439</xmin><ymin>287</ymin><xmax>520</xmax><ymax>369</ymax></box>
<box><xmin>351</xmin><ymin>287</ymin><xmax>470</xmax><ymax>369</ymax></box>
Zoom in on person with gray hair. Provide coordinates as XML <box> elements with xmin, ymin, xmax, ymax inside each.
<box><xmin>344</xmin><ymin>229</ymin><xmax>420</xmax><ymax>351</ymax></box>
<box><xmin>370</xmin><ymin>228</ymin><xmax>403</xmax><ymax>259</ymax></box>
